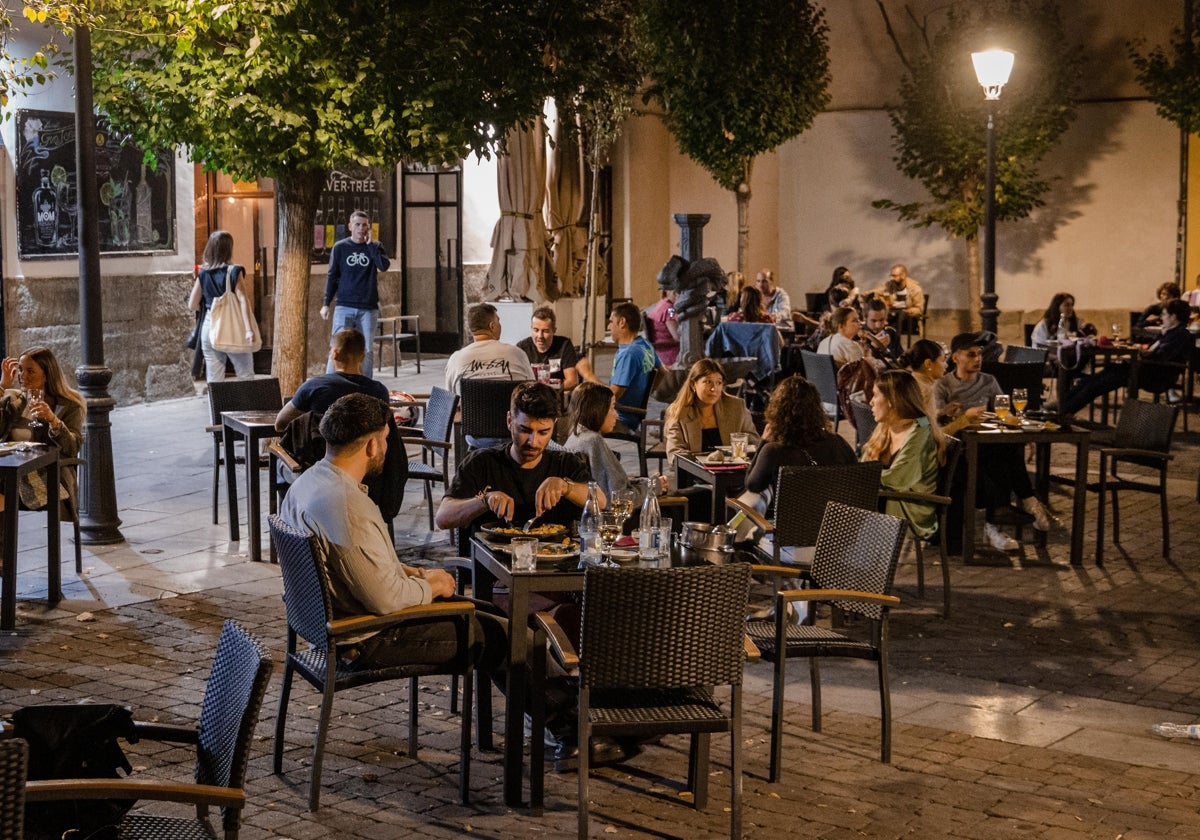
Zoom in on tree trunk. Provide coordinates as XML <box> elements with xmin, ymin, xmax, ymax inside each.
<box><xmin>964</xmin><ymin>233</ymin><xmax>982</xmax><ymax>332</ymax></box>
<box><xmin>735</xmin><ymin>160</ymin><xmax>752</xmax><ymax>275</ymax></box>
<box><xmin>273</xmin><ymin>169</ymin><xmax>326</xmax><ymax>396</ymax></box>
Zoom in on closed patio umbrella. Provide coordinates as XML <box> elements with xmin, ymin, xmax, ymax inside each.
<box><xmin>545</xmin><ymin>113</ymin><xmax>587</xmax><ymax>298</ymax></box>
<box><xmin>487</xmin><ymin>118</ymin><xmax>549</xmax><ymax>300</ymax></box>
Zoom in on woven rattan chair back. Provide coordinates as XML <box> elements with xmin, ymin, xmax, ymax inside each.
<box><xmin>422</xmin><ymin>387</ymin><xmax>459</xmax><ymax>444</ymax></box>
<box><xmin>579</xmin><ymin>564</ymin><xmax>751</xmax><ymax>691</ymax></box>
<box><xmin>0</xmin><ymin>739</ymin><xmax>26</xmax><ymax>840</ymax></box>
<box><xmin>1114</xmin><ymin>399</ymin><xmax>1176</xmax><ymax>453</ymax></box>
<box><xmin>270</xmin><ymin>515</ymin><xmax>334</xmax><ymax>650</ymax></box>
<box><xmin>774</xmin><ymin>462</ymin><xmax>883</xmax><ymax>552</ymax></box>
<box><xmin>207</xmin><ymin>377</ymin><xmax>283</xmax><ymax>424</ymax></box>
<box><xmin>811</xmin><ymin>502</ymin><xmax>906</xmax><ymax>621</ymax></box>
<box><xmin>460</xmin><ymin>378</ymin><xmax>525</xmax><ymax>441</ymax></box>
<box><xmin>848</xmin><ymin>398</ymin><xmax>877</xmax><ymax>453</ymax></box>
<box><xmin>195</xmin><ymin>621</ymin><xmax>273</xmax><ymax>821</ymax></box>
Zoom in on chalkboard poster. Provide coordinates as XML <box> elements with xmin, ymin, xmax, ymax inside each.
<box><xmin>311</xmin><ymin>164</ymin><xmax>396</xmax><ymax>264</ymax></box>
<box><xmin>15</xmin><ymin>109</ymin><xmax>176</xmax><ymax>259</ymax></box>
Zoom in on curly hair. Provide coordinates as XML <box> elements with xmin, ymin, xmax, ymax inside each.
<box><xmin>764</xmin><ymin>375</ymin><xmax>829</xmax><ymax>445</ymax></box>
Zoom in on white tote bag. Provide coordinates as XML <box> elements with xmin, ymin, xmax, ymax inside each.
<box><xmin>209</xmin><ymin>265</ymin><xmax>262</xmax><ymax>354</ymax></box>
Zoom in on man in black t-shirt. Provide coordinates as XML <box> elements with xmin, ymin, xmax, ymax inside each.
<box><xmin>274</xmin><ymin>328</ymin><xmax>388</xmax><ymax>431</ymax></box>
<box><xmin>515</xmin><ymin>306</ymin><xmax>592</xmax><ymax>391</ymax></box>
<box><xmin>436</xmin><ymin>381</ymin><xmax>594</xmax><ymax>531</ymax></box>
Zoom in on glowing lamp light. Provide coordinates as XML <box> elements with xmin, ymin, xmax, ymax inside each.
<box><xmin>972</xmin><ymin>49</ymin><xmax>1015</xmax><ymax>100</ymax></box>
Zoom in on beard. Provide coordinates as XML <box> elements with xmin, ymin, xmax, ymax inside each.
<box><xmin>366</xmin><ymin>450</ymin><xmax>386</xmax><ymax>477</ymax></box>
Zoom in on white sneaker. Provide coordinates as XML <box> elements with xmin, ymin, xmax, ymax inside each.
<box><xmin>984</xmin><ymin>522</ymin><xmax>1019</xmax><ymax>551</ymax></box>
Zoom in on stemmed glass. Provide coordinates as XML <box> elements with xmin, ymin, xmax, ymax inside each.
<box><xmin>19</xmin><ymin>373</ymin><xmax>44</xmax><ymax>430</ymax></box>
<box><xmin>597</xmin><ymin>512</ymin><xmax>622</xmax><ymax>567</ymax></box>
<box><xmin>609</xmin><ymin>488</ymin><xmax>635</xmax><ymax>531</ymax></box>
<box><xmin>1112</xmin><ymin>322</ymin><xmax>1122</xmax><ymax>343</ymax></box>
<box><xmin>1012</xmin><ymin>388</ymin><xmax>1028</xmax><ymax>420</ymax></box>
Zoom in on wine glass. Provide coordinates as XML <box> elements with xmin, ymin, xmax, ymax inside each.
<box><xmin>597</xmin><ymin>512</ymin><xmax>622</xmax><ymax>567</ymax></box>
<box><xmin>609</xmin><ymin>488</ymin><xmax>635</xmax><ymax>530</ymax></box>
<box><xmin>993</xmin><ymin>394</ymin><xmax>1011</xmax><ymax>424</ymax></box>
<box><xmin>24</xmin><ymin>387</ymin><xmax>44</xmax><ymax>429</ymax></box>
<box><xmin>1112</xmin><ymin>322</ymin><xmax>1122</xmax><ymax>343</ymax></box>
<box><xmin>1012</xmin><ymin>388</ymin><xmax>1028</xmax><ymax>419</ymax></box>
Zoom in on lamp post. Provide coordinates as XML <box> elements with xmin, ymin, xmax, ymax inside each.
<box><xmin>972</xmin><ymin>48</ymin><xmax>1014</xmax><ymax>335</ymax></box>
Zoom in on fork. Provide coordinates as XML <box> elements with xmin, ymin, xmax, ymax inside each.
<box><xmin>521</xmin><ymin>513</ymin><xmax>541</xmax><ymax>533</ymax></box>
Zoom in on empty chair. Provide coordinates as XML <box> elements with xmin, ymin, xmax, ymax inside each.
<box><xmin>405</xmin><ymin>387</ymin><xmax>458</xmax><ymax>529</ymax></box>
<box><xmin>800</xmin><ymin>349</ymin><xmax>843</xmax><ymax>432</ymax></box>
<box><xmin>535</xmin><ymin>563</ymin><xmax>752</xmax><ymax>840</ymax></box>
<box><xmin>207</xmin><ymin>377</ymin><xmax>282</xmax><ymax>524</ymax></box>
<box><xmin>1090</xmin><ymin>400</ymin><xmax>1178</xmax><ymax>564</ymax></box>
<box><xmin>849</xmin><ymin>396</ymin><xmax>878</xmax><ymax>454</ymax></box>
<box><xmin>748</xmin><ymin>502</ymin><xmax>906</xmax><ymax>780</ymax></box>
<box><xmin>25</xmin><ymin>620</ymin><xmax>273</xmax><ymax>840</ymax></box>
<box><xmin>269</xmin><ymin>514</ymin><xmax>476</xmax><ymax>811</ymax></box>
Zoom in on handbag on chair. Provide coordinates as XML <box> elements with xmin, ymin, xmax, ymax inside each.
<box><xmin>209</xmin><ymin>265</ymin><xmax>262</xmax><ymax>354</ymax></box>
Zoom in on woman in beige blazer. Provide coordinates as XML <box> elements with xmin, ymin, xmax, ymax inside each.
<box><xmin>664</xmin><ymin>359</ymin><xmax>760</xmax><ymax>463</ymax></box>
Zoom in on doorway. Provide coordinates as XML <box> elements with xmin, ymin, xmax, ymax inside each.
<box><xmin>401</xmin><ymin>166</ymin><xmax>463</xmax><ymax>353</ymax></box>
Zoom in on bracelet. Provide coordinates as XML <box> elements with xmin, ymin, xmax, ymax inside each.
<box><xmin>476</xmin><ymin>485</ymin><xmax>492</xmax><ymax>506</ymax></box>
<box><xmin>562</xmin><ymin>478</ymin><xmax>573</xmax><ymax>495</ymax></box>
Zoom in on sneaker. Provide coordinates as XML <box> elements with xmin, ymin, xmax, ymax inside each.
<box><xmin>983</xmin><ymin>522</ymin><xmax>1019</xmax><ymax>551</ymax></box>
<box><xmin>1021</xmin><ymin>497</ymin><xmax>1059</xmax><ymax>532</ymax></box>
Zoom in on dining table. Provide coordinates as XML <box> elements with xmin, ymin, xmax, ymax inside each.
<box><xmin>960</xmin><ymin>421</ymin><xmax>1090</xmax><ymax>566</ymax></box>
<box><xmin>470</xmin><ymin>535</ymin><xmax>742</xmax><ymax>809</ymax></box>
<box><xmin>221</xmin><ymin>409</ymin><xmax>280</xmax><ymax>563</ymax></box>
<box><xmin>0</xmin><ymin>443</ymin><xmax>60</xmax><ymax>630</ymax></box>
<box><xmin>674</xmin><ymin>452</ymin><xmax>748</xmax><ymax>523</ymax></box>
<box><xmin>1052</xmin><ymin>341</ymin><xmax>1140</xmax><ymax>425</ymax></box>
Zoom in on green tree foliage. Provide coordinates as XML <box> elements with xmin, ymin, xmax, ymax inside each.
<box><xmin>638</xmin><ymin>0</ymin><xmax>831</xmax><ymax>271</ymax></box>
<box><xmin>27</xmin><ymin>0</ymin><xmax>564</xmax><ymax>393</ymax></box>
<box><xmin>873</xmin><ymin>0</ymin><xmax>1081</xmax><ymax>328</ymax></box>
<box><xmin>1130</xmin><ymin>5</ymin><xmax>1200</xmax><ymax>134</ymax></box>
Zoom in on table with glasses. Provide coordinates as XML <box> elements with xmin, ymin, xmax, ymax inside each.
<box><xmin>960</xmin><ymin>423</ymin><xmax>1090</xmax><ymax>565</ymax></box>
<box><xmin>674</xmin><ymin>453</ymin><xmax>748</xmax><ymax>524</ymax></box>
<box><xmin>471</xmin><ymin>536</ymin><xmax>732</xmax><ymax>808</ymax></box>
<box><xmin>222</xmin><ymin>410</ymin><xmax>280</xmax><ymax>563</ymax></box>
<box><xmin>0</xmin><ymin>444</ymin><xmax>60</xmax><ymax>630</ymax></box>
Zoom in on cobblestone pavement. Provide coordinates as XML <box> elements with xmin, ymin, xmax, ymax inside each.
<box><xmin>1</xmin><ymin>362</ymin><xmax>1199</xmax><ymax>838</ymax></box>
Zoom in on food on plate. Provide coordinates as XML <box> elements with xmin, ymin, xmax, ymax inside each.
<box><xmin>538</xmin><ymin>539</ymin><xmax>580</xmax><ymax>556</ymax></box>
<box><xmin>484</xmin><ymin>523</ymin><xmax>567</xmax><ymax>538</ymax></box>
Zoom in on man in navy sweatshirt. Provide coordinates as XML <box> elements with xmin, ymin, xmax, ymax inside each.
<box><xmin>320</xmin><ymin>209</ymin><xmax>389</xmax><ymax>378</ymax></box>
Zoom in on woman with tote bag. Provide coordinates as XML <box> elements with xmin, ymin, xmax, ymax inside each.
<box><xmin>188</xmin><ymin>230</ymin><xmax>259</xmax><ymax>382</ymax></box>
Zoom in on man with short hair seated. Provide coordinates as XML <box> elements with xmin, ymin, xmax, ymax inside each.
<box><xmin>274</xmin><ymin>328</ymin><xmax>388</xmax><ymax>432</ymax></box>
<box><xmin>279</xmin><ymin>393</ymin><xmax>508</xmax><ymax>671</ymax></box>
<box><xmin>516</xmin><ymin>305</ymin><xmax>594</xmax><ymax>391</ymax></box>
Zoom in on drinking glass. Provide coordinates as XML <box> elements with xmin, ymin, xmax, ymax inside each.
<box><xmin>730</xmin><ymin>432</ymin><xmax>749</xmax><ymax>461</ymax></box>
<box><xmin>993</xmin><ymin>394</ymin><xmax>1010</xmax><ymax>422</ymax></box>
<box><xmin>24</xmin><ymin>388</ymin><xmax>44</xmax><ymax>429</ymax></box>
<box><xmin>510</xmin><ymin>537</ymin><xmax>538</xmax><ymax>573</ymax></box>
<box><xmin>1012</xmin><ymin>388</ymin><xmax>1028</xmax><ymax>418</ymax></box>
<box><xmin>1112</xmin><ymin>322</ymin><xmax>1122</xmax><ymax>343</ymax></box>
<box><xmin>610</xmin><ymin>489</ymin><xmax>635</xmax><ymax>528</ymax></box>
<box><xmin>597</xmin><ymin>512</ymin><xmax>622</xmax><ymax>567</ymax></box>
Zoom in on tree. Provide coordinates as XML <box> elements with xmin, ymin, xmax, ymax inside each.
<box><xmin>28</xmin><ymin>0</ymin><xmax>562</xmax><ymax>394</ymax></box>
<box><xmin>873</xmin><ymin>0</ymin><xmax>1081</xmax><ymax>330</ymax></box>
<box><xmin>1129</xmin><ymin>0</ymin><xmax>1199</xmax><ymax>284</ymax></box>
<box><xmin>638</xmin><ymin>0</ymin><xmax>830</xmax><ymax>273</ymax></box>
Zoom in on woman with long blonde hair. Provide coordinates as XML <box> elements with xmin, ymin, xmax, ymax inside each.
<box><xmin>664</xmin><ymin>358</ymin><xmax>759</xmax><ymax>463</ymax></box>
<box><xmin>861</xmin><ymin>370</ymin><xmax>944</xmax><ymax>539</ymax></box>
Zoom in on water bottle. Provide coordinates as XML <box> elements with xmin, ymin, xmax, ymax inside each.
<box><xmin>1057</xmin><ymin>315</ymin><xmax>1068</xmax><ymax>342</ymax></box>
<box><xmin>638</xmin><ymin>476</ymin><xmax>662</xmax><ymax>560</ymax></box>
<box><xmin>579</xmin><ymin>481</ymin><xmax>603</xmax><ymax>563</ymax></box>
<box><xmin>1153</xmin><ymin>722</ymin><xmax>1200</xmax><ymax>739</ymax></box>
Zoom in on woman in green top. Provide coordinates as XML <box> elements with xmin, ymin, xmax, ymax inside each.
<box><xmin>860</xmin><ymin>369</ymin><xmax>944</xmax><ymax>538</ymax></box>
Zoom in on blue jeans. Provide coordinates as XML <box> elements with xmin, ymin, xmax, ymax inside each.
<box><xmin>327</xmin><ymin>306</ymin><xmax>379</xmax><ymax>379</ymax></box>
<box><xmin>201</xmin><ymin>312</ymin><xmax>255</xmax><ymax>382</ymax></box>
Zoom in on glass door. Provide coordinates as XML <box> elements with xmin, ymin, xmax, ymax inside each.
<box><xmin>401</xmin><ymin>167</ymin><xmax>462</xmax><ymax>353</ymax></box>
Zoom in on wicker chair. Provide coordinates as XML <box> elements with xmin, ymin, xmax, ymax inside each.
<box><xmin>535</xmin><ymin>564</ymin><xmax>752</xmax><ymax>840</ymax></box>
<box><xmin>404</xmin><ymin>386</ymin><xmax>458</xmax><ymax>529</ymax></box>
<box><xmin>0</xmin><ymin>739</ymin><xmax>26</xmax><ymax>840</ymax></box>
<box><xmin>1089</xmin><ymin>400</ymin><xmax>1178</xmax><ymax>564</ymax></box>
<box><xmin>459</xmin><ymin>377</ymin><xmax>524</xmax><ymax>448</ymax></box>
<box><xmin>207</xmin><ymin>378</ymin><xmax>282</xmax><ymax>524</ymax></box>
<box><xmin>800</xmin><ymin>349</ymin><xmax>843</xmax><ymax>432</ymax></box>
<box><xmin>848</xmin><ymin>396</ymin><xmax>877</xmax><ymax>454</ymax></box>
<box><xmin>25</xmin><ymin>620</ymin><xmax>273</xmax><ymax>840</ymax></box>
<box><xmin>268</xmin><ymin>515</ymin><xmax>476</xmax><ymax>811</ymax></box>
<box><xmin>748</xmin><ymin>502</ymin><xmax>906</xmax><ymax>781</ymax></box>
<box><xmin>726</xmin><ymin>462</ymin><xmax>883</xmax><ymax>566</ymax></box>
<box><xmin>880</xmin><ymin>436</ymin><xmax>962</xmax><ymax>618</ymax></box>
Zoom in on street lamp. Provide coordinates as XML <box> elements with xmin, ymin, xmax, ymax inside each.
<box><xmin>972</xmin><ymin>48</ymin><xmax>1014</xmax><ymax>335</ymax></box>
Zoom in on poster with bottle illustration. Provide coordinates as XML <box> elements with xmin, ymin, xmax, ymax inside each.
<box><xmin>15</xmin><ymin>109</ymin><xmax>176</xmax><ymax>259</ymax></box>
<box><xmin>310</xmin><ymin>165</ymin><xmax>396</xmax><ymax>264</ymax></box>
